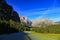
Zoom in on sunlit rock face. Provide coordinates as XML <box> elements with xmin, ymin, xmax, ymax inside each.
<box><xmin>32</xmin><ymin>18</ymin><xmax>54</xmax><ymax>27</ymax></box>
<box><xmin>0</xmin><ymin>0</ymin><xmax>20</xmax><ymax>22</ymax></box>
<box><xmin>42</xmin><ymin>18</ymin><xmax>54</xmax><ymax>24</ymax></box>
<box><xmin>20</xmin><ymin>16</ymin><xmax>32</xmax><ymax>26</ymax></box>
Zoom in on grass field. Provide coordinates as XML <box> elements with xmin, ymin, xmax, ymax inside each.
<box><xmin>25</xmin><ymin>31</ymin><xmax>60</xmax><ymax>40</ymax></box>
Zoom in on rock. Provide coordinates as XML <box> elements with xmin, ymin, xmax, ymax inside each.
<box><xmin>20</xmin><ymin>16</ymin><xmax>32</xmax><ymax>26</ymax></box>
<box><xmin>32</xmin><ymin>18</ymin><xmax>54</xmax><ymax>27</ymax></box>
<box><xmin>0</xmin><ymin>0</ymin><xmax>20</xmax><ymax>22</ymax></box>
<box><xmin>0</xmin><ymin>0</ymin><xmax>20</xmax><ymax>34</ymax></box>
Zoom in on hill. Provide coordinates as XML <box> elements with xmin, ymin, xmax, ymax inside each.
<box><xmin>0</xmin><ymin>0</ymin><xmax>21</xmax><ymax>34</ymax></box>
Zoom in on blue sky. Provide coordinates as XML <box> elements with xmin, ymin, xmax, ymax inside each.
<box><xmin>6</xmin><ymin>0</ymin><xmax>60</xmax><ymax>22</ymax></box>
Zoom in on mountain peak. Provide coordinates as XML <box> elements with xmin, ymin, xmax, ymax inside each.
<box><xmin>32</xmin><ymin>18</ymin><xmax>54</xmax><ymax>27</ymax></box>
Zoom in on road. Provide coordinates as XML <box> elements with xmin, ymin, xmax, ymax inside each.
<box><xmin>0</xmin><ymin>32</ymin><xmax>30</xmax><ymax>40</ymax></box>
<box><xmin>25</xmin><ymin>31</ymin><xmax>37</xmax><ymax>40</ymax></box>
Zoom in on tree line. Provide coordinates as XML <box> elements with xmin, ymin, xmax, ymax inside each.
<box><xmin>0</xmin><ymin>0</ymin><xmax>29</xmax><ymax>34</ymax></box>
<box><xmin>30</xmin><ymin>24</ymin><xmax>60</xmax><ymax>34</ymax></box>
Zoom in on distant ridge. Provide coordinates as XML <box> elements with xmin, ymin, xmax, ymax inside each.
<box><xmin>32</xmin><ymin>18</ymin><xmax>54</xmax><ymax>27</ymax></box>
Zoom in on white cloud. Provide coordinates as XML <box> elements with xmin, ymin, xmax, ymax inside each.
<box><xmin>21</xmin><ymin>8</ymin><xmax>60</xmax><ymax>16</ymax></box>
<box><xmin>34</xmin><ymin>9</ymin><xmax>50</xmax><ymax>20</ymax></box>
<box><xmin>20</xmin><ymin>8</ymin><xmax>48</xmax><ymax>16</ymax></box>
<box><xmin>33</xmin><ymin>8</ymin><xmax>60</xmax><ymax>20</ymax></box>
<box><xmin>21</xmin><ymin>8</ymin><xmax>60</xmax><ymax>22</ymax></box>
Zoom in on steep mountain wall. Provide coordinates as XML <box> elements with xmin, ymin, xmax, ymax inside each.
<box><xmin>0</xmin><ymin>0</ymin><xmax>20</xmax><ymax>22</ymax></box>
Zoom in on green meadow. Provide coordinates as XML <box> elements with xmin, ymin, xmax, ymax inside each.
<box><xmin>25</xmin><ymin>31</ymin><xmax>60</xmax><ymax>40</ymax></box>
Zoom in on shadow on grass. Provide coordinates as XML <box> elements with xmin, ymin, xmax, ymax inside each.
<box><xmin>0</xmin><ymin>32</ymin><xmax>31</xmax><ymax>40</ymax></box>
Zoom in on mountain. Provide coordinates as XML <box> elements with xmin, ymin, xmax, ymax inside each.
<box><xmin>55</xmin><ymin>21</ymin><xmax>60</xmax><ymax>24</ymax></box>
<box><xmin>0</xmin><ymin>0</ymin><xmax>20</xmax><ymax>34</ymax></box>
<box><xmin>20</xmin><ymin>16</ymin><xmax>32</xmax><ymax>26</ymax></box>
<box><xmin>0</xmin><ymin>0</ymin><xmax>20</xmax><ymax>22</ymax></box>
<box><xmin>32</xmin><ymin>18</ymin><xmax>54</xmax><ymax>27</ymax></box>
<box><xmin>42</xmin><ymin>18</ymin><xmax>54</xmax><ymax>24</ymax></box>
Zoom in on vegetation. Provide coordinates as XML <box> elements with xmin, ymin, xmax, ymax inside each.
<box><xmin>0</xmin><ymin>0</ymin><xmax>29</xmax><ymax>34</ymax></box>
<box><xmin>25</xmin><ymin>31</ymin><xmax>60</xmax><ymax>40</ymax></box>
<box><xmin>30</xmin><ymin>24</ymin><xmax>60</xmax><ymax>34</ymax></box>
<box><xmin>0</xmin><ymin>19</ymin><xmax>30</xmax><ymax>34</ymax></box>
<box><xmin>0</xmin><ymin>0</ymin><xmax>60</xmax><ymax>34</ymax></box>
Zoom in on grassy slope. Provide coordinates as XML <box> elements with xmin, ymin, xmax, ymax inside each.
<box><xmin>25</xmin><ymin>31</ymin><xmax>60</xmax><ymax>40</ymax></box>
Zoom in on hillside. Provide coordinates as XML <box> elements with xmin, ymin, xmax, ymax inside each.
<box><xmin>0</xmin><ymin>0</ymin><xmax>20</xmax><ymax>22</ymax></box>
<box><xmin>32</xmin><ymin>18</ymin><xmax>54</xmax><ymax>27</ymax></box>
<box><xmin>20</xmin><ymin>16</ymin><xmax>32</xmax><ymax>26</ymax></box>
<box><xmin>0</xmin><ymin>0</ymin><xmax>21</xmax><ymax>34</ymax></box>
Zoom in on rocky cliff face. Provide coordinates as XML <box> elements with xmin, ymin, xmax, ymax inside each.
<box><xmin>0</xmin><ymin>0</ymin><xmax>20</xmax><ymax>34</ymax></box>
<box><xmin>20</xmin><ymin>16</ymin><xmax>32</xmax><ymax>26</ymax></box>
<box><xmin>32</xmin><ymin>18</ymin><xmax>54</xmax><ymax>27</ymax></box>
<box><xmin>0</xmin><ymin>0</ymin><xmax>20</xmax><ymax>22</ymax></box>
